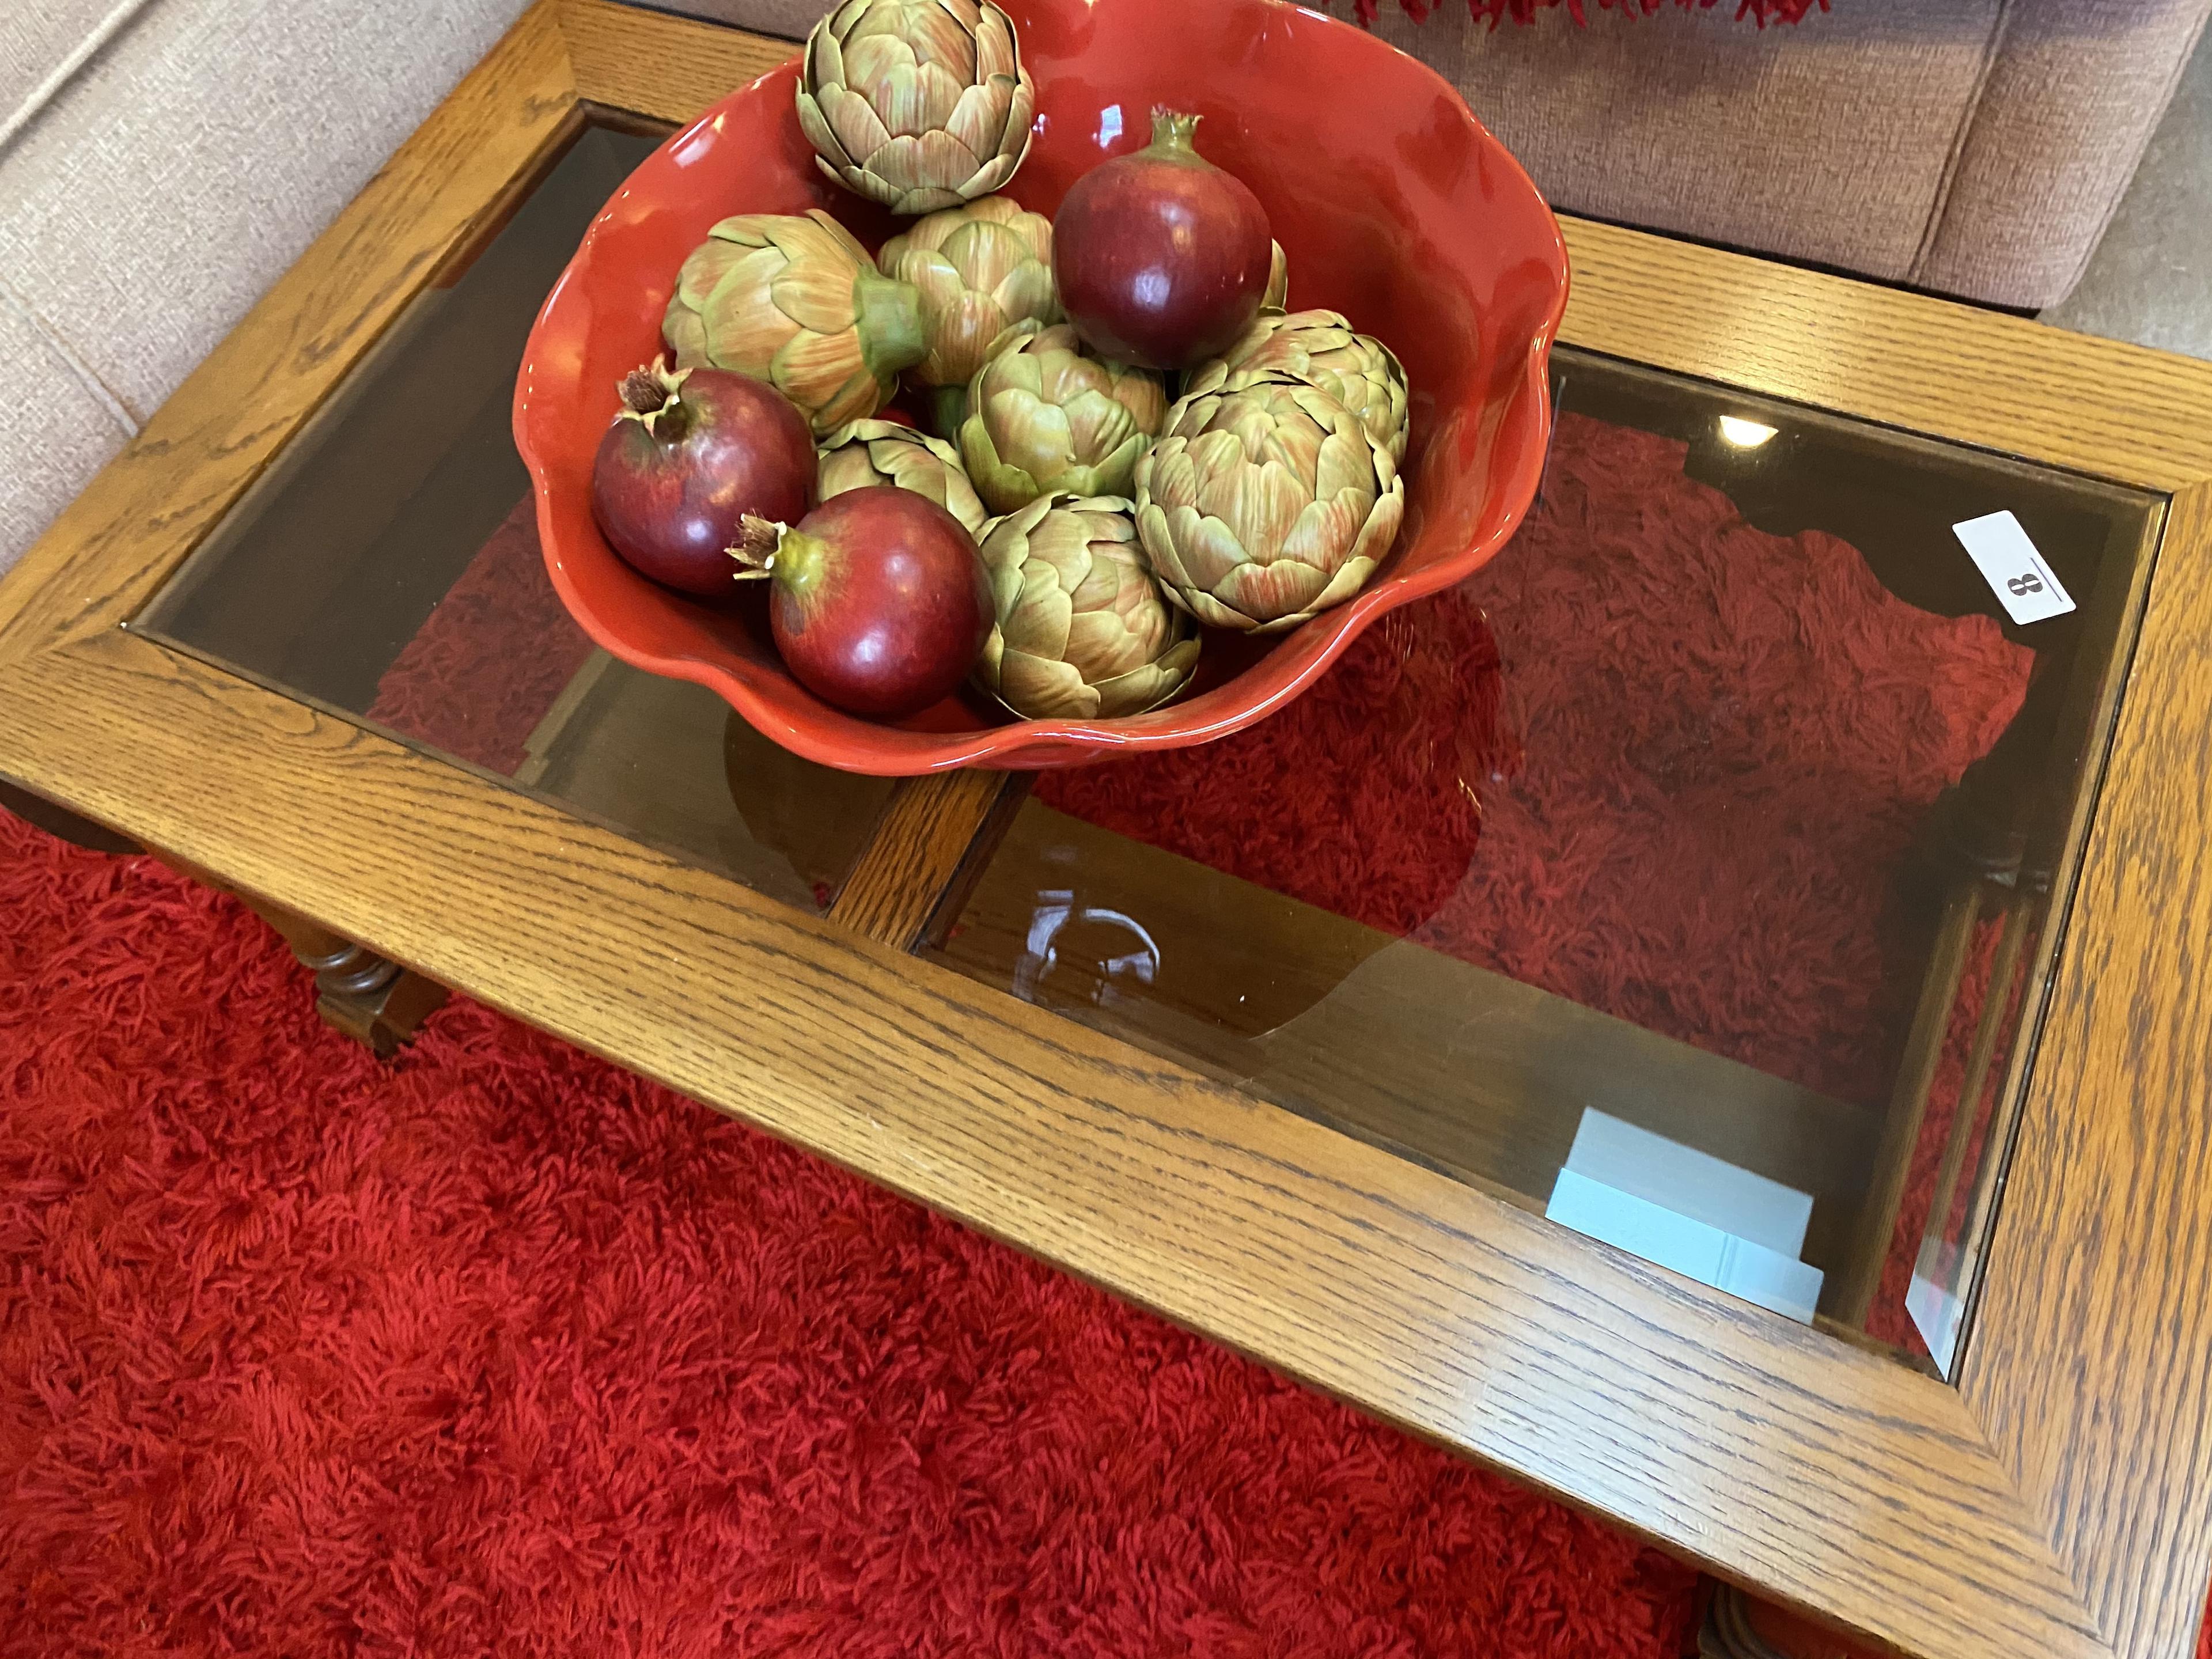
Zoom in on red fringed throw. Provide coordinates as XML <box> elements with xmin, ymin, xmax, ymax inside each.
<box><xmin>1356</xmin><ymin>0</ymin><xmax>1828</xmax><ymax>24</ymax></box>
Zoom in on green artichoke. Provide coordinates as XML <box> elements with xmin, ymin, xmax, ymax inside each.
<box><xmin>1134</xmin><ymin>370</ymin><xmax>1404</xmax><ymax>635</ymax></box>
<box><xmin>958</xmin><ymin>323</ymin><xmax>1168</xmax><ymax>514</ymax></box>
<box><xmin>817</xmin><ymin>418</ymin><xmax>988</xmax><ymax>535</ymax></box>
<box><xmin>1184</xmin><ymin>309</ymin><xmax>1408</xmax><ymax>461</ymax></box>
<box><xmin>663</xmin><ymin>210</ymin><xmax>925</xmax><ymax>435</ymax></box>
<box><xmin>797</xmin><ymin>0</ymin><xmax>1035</xmax><ymax>215</ymax></box>
<box><xmin>977</xmin><ymin>494</ymin><xmax>1199</xmax><ymax>719</ymax></box>
<box><xmin>879</xmin><ymin>196</ymin><xmax>1059</xmax><ymax>433</ymax></box>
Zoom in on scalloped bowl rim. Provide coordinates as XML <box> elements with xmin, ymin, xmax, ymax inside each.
<box><xmin>515</xmin><ymin>23</ymin><xmax>1569</xmax><ymax>777</ymax></box>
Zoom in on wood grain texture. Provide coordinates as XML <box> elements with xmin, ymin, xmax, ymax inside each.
<box><xmin>939</xmin><ymin>800</ymin><xmax>1883</xmax><ymax>1277</ymax></box>
<box><xmin>1961</xmin><ymin>483</ymin><xmax>2212</xmax><ymax>1659</ymax></box>
<box><xmin>0</xmin><ymin>2</ymin><xmax>578</xmax><ymax>668</ymax></box>
<box><xmin>0</xmin><ymin>5</ymin><xmax>2207</xmax><ymax>1655</ymax></box>
<box><xmin>1559</xmin><ymin>219</ymin><xmax>2212</xmax><ymax>494</ymax></box>
<box><xmin>561</xmin><ymin>0</ymin><xmax>794</xmax><ymax>118</ymax></box>
<box><xmin>0</xmin><ymin>628</ymin><xmax>2100</xmax><ymax>1659</ymax></box>
<box><xmin>830</xmin><ymin>770</ymin><xmax>1029</xmax><ymax>948</ymax></box>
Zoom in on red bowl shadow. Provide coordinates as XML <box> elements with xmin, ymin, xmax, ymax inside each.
<box><xmin>514</xmin><ymin>0</ymin><xmax>1569</xmax><ymax>775</ymax></box>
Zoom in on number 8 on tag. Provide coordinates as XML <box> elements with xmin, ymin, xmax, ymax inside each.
<box><xmin>1953</xmin><ymin>510</ymin><xmax>2076</xmax><ymax>626</ymax></box>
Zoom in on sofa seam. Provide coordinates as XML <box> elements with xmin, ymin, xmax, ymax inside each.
<box><xmin>0</xmin><ymin>0</ymin><xmax>162</xmax><ymax>162</ymax></box>
<box><xmin>2038</xmin><ymin>2</ymin><xmax>2212</xmax><ymax>311</ymax></box>
<box><xmin>0</xmin><ymin>278</ymin><xmax>141</xmax><ymax>440</ymax></box>
<box><xmin>1907</xmin><ymin>0</ymin><xmax>2016</xmax><ymax>287</ymax></box>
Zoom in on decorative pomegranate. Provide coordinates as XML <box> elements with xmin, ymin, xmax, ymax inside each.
<box><xmin>734</xmin><ymin>487</ymin><xmax>993</xmax><ymax>719</ymax></box>
<box><xmin>590</xmin><ymin>362</ymin><xmax>815</xmax><ymax>596</ymax></box>
<box><xmin>1052</xmin><ymin>109</ymin><xmax>1273</xmax><ymax>372</ymax></box>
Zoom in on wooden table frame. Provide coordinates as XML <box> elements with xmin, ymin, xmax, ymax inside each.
<box><xmin>3</xmin><ymin>6</ymin><xmax>2210</xmax><ymax>1656</ymax></box>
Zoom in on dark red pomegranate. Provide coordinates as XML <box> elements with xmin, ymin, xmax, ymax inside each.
<box><xmin>1053</xmin><ymin>109</ymin><xmax>1273</xmax><ymax>372</ymax></box>
<box><xmin>735</xmin><ymin>487</ymin><xmax>991</xmax><ymax>720</ymax></box>
<box><xmin>590</xmin><ymin>362</ymin><xmax>815</xmax><ymax>596</ymax></box>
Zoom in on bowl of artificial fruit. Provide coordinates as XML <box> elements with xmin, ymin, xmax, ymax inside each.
<box><xmin>516</xmin><ymin>0</ymin><xmax>1567</xmax><ymax>774</ymax></box>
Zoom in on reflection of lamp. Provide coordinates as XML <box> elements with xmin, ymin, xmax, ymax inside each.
<box><xmin>1718</xmin><ymin>416</ymin><xmax>1778</xmax><ymax>448</ymax></box>
<box><xmin>1016</xmin><ymin>890</ymin><xmax>1161</xmax><ymax>1005</ymax></box>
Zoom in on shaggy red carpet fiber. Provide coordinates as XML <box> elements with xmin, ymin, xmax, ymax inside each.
<box><xmin>366</xmin><ymin>496</ymin><xmax>597</xmax><ymax>778</ymax></box>
<box><xmin>0</xmin><ymin>806</ymin><xmax>1698</xmax><ymax>1656</ymax></box>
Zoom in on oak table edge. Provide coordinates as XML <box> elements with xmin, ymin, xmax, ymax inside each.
<box><xmin>0</xmin><ymin>5</ymin><xmax>2207</xmax><ymax>1656</ymax></box>
<box><xmin>0</xmin><ymin>627</ymin><xmax>2106</xmax><ymax>1659</ymax></box>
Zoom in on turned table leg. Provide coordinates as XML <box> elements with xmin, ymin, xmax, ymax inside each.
<box><xmin>154</xmin><ymin>847</ymin><xmax>449</xmax><ymax>1059</ymax></box>
<box><xmin>1701</xmin><ymin>1584</ymin><xmax>1885</xmax><ymax>1659</ymax></box>
<box><xmin>234</xmin><ymin>899</ymin><xmax>450</xmax><ymax>1059</ymax></box>
<box><xmin>162</xmin><ymin>862</ymin><xmax>449</xmax><ymax>1057</ymax></box>
<box><xmin>6</xmin><ymin>778</ymin><xmax>444</xmax><ymax>1056</ymax></box>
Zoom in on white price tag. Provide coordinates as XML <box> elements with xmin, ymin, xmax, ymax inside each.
<box><xmin>1953</xmin><ymin>510</ymin><xmax>2075</xmax><ymax>626</ymax></box>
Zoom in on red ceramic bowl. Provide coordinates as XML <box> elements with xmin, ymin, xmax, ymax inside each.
<box><xmin>515</xmin><ymin>0</ymin><xmax>1567</xmax><ymax>774</ymax></box>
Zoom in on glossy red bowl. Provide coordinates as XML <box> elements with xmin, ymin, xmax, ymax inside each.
<box><xmin>516</xmin><ymin>0</ymin><xmax>1567</xmax><ymax>774</ymax></box>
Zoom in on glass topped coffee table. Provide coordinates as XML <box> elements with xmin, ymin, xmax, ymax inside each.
<box><xmin>5</xmin><ymin>7</ymin><xmax>2210</xmax><ymax>1658</ymax></box>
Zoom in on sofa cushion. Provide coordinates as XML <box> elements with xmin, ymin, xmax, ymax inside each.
<box><xmin>0</xmin><ymin>0</ymin><xmax>532</xmax><ymax>426</ymax></box>
<box><xmin>1357</xmin><ymin>0</ymin><xmax>2006</xmax><ymax>286</ymax></box>
<box><xmin>0</xmin><ymin>292</ymin><xmax>135</xmax><ymax>573</ymax></box>
<box><xmin>646</xmin><ymin>0</ymin><xmax>2208</xmax><ymax>312</ymax></box>
<box><xmin>0</xmin><ymin>0</ymin><xmax>529</xmax><ymax>576</ymax></box>
<box><xmin>646</xmin><ymin>0</ymin><xmax>1996</xmax><ymax>285</ymax></box>
<box><xmin>1916</xmin><ymin>0</ymin><xmax>2212</xmax><ymax>306</ymax></box>
<box><xmin>0</xmin><ymin>0</ymin><xmax>147</xmax><ymax>138</ymax></box>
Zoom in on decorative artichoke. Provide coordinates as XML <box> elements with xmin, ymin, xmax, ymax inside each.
<box><xmin>958</xmin><ymin>323</ymin><xmax>1168</xmax><ymax>514</ymax></box>
<box><xmin>1184</xmin><ymin>309</ymin><xmax>1409</xmax><ymax>461</ymax></box>
<box><xmin>1134</xmin><ymin>370</ymin><xmax>1404</xmax><ymax>635</ymax></box>
<box><xmin>817</xmin><ymin>418</ymin><xmax>988</xmax><ymax>535</ymax></box>
<box><xmin>977</xmin><ymin>494</ymin><xmax>1199</xmax><ymax>719</ymax></box>
<box><xmin>879</xmin><ymin>196</ymin><xmax>1059</xmax><ymax>433</ymax></box>
<box><xmin>663</xmin><ymin>210</ymin><xmax>925</xmax><ymax>435</ymax></box>
<box><xmin>1264</xmin><ymin>241</ymin><xmax>1289</xmax><ymax>310</ymax></box>
<box><xmin>797</xmin><ymin>0</ymin><xmax>1035</xmax><ymax>215</ymax></box>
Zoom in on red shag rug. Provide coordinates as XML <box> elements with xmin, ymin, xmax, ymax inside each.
<box><xmin>1040</xmin><ymin>416</ymin><xmax>2032</xmax><ymax>1113</ymax></box>
<box><xmin>0</xmin><ymin>806</ymin><xmax>1698</xmax><ymax>1656</ymax></box>
<box><xmin>365</xmin><ymin>497</ymin><xmax>596</xmax><ymax>778</ymax></box>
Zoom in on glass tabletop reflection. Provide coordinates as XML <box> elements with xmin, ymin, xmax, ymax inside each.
<box><xmin>924</xmin><ymin>347</ymin><xmax>2158</xmax><ymax>1376</ymax></box>
<box><xmin>127</xmin><ymin>111</ymin><xmax>2163</xmax><ymax>1380</ymax></box>
<box><xmin>133</xmin><ymin>122</ymin><xmax>893</xmax><ymax>916</ymax></box>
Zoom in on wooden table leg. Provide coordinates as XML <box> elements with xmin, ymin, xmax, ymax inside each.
<box><xmin>6</xmin><ymin>775</ymin><xmax>444</xmax><ymax>1056</ymax></box>
<box><xmin>156</xmin><ymin>854</ymin><xmax>448</xmax><ymax>1059</ymax></box>
<box><xmin>247</xmin><ymin>903</ymin><xmax>450</xmax><ymax>1059</ymax></box>
<box><xmin>1701</xmin><ymin>1584</ymin><xmax>1887</xmax><ymax>1659</ymax></box>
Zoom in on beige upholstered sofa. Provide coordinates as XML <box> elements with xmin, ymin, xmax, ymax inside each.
<box><xmin>685</xmin><ymin>0</ymin><xmax>2210</xmax><ymax>310</ymax></box>
<box><xmin>2</xmin><ymin>0</ymin><xmax>2205</xmax><ymax>577</ymax></box>
<box><xmin>0</xmin><ymin>0</ymin><xmax>532</xmax><ymax>578</ymax></box>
